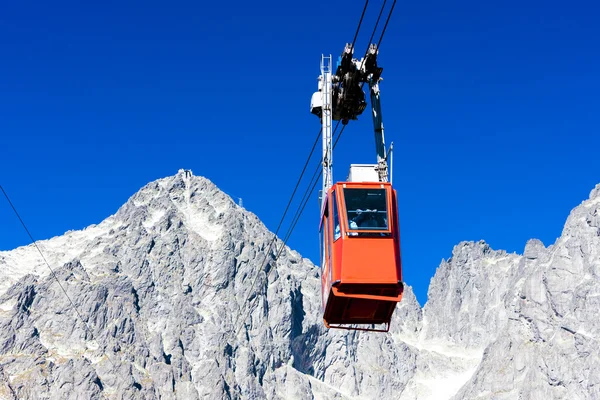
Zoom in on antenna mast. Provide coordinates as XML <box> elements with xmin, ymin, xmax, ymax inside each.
<box><xmin>316</xmin><ymin>55</ymin><xmax>333</xmax><ymax>211</ymax></box>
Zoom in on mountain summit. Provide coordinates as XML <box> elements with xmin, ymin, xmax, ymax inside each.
<box><xmin>0</xmin><ymin>171</ymin><xmax>598</xmax><ymax>399</ymax></box>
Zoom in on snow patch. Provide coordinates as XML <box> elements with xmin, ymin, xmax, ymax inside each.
<box><xmin>181</xmin><ymin>211</ymin><xmax>222</xmax><ymax>241</ymax></box>
<box><xmin>39</xmin><ymin>330</ymin><xmax>82</xmax><ymax>359</ymax></box>
<box><xmin>165</xmin><ymin>178</ymin><xmax>223</xmax><ymax>241</ymax></box>
<box><xmin>402</xmin><ymin>364</ymin><xmax>479</xmax><ymax>400</ymax></box>
<box><xmin>143</xmin><ymin>209</ymin><xmax>165</xmax><ymax>229</ymax></box>
<box><xmin>483</xmin><ymin>256</ymin><xmax>511</xmax><ymax>265</ymax></box>
<box><xmin>576</xmin><ymin>329</ymin><xmax>598</xmax><ymax>341</ymax></box>
<box><xmin>397</xmin><ymin>334</ymin><xmax>483</xmax><ymax>360</ymax></box>
<box><xmin>0</xmin><ymin>298</ymin><xmax>16</xmax><ymax>312</ymax></box>
<box><xmin>86</xmin><ymin>340</ymin><xmax>99</xmax><ymax>351</ymax></box>
<box><xmin>0</xmin><ymin>218</ymin><xmax>120</xmax><ymax>296</ymax></box>
<box><xmin>583</xmin><ymin>196</ymin><xmax>600</xmax><ymax>208</ymax></box>
<box><xmin>396</xmin><ymin>333</ymin><xmax>482</xmax><ymax>400</ymax></box>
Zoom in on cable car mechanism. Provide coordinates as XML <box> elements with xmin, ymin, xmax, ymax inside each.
<box><xmin>310</xmin><ymin>44</ymin><xmax>403</xmax><ymax>333</ymax></box>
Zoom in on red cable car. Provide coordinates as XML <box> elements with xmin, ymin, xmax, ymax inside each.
<box><xmin>311</xmin><ymin>45</ymin><xmax>403</xmax><ymax>332</ymax></box>
<box><xmin>319</xmin><ymin>175</ymin><xmax>403</xmax><ymax>332</ymax></box>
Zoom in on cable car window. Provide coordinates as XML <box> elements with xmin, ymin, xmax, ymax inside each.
<box><xmin>344</xmin><ymin>188</ymin><xmax>389</xmax><ymax>231</ymax></box>
<box><xmin>332</xmin><ymin>190</ymin><xmax>341</xmax><ymax>241</ymax></box>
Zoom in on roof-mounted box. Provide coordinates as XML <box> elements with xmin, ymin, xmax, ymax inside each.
<box><xmin>347</xmin><ymin>164</ymin><xmax>379</xmax><ymax>182</ymax></box>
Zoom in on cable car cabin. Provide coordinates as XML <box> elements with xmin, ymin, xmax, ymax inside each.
<box><xmin>319</xmin><ymin>181</ymin><xmax>403</xmax><ymax>332</ymax></box>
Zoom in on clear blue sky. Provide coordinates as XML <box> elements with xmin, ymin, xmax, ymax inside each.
<box><xmin>1</xmin><ymin>0</ymin><xmax>599</xmax><ymax>305</ymax></box>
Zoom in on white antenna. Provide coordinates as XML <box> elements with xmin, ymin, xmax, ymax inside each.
<box><xmin>223</xmin><ymin>190</ymin><xmax>244</xmax><ymax>208</ymax></box>
<box><xmin>320</xmin><ymin>54</ymin><xmax>333</xmax><ymax>210</ymax></box>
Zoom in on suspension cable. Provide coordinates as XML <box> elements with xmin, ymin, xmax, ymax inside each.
<box><xmin>269</xmin><ymin>125</ymin><xmax>348</xmax><ymax>289</ymax></box>
<box><xmin>359</xmin><ymin>0</ymin><xmax>398</xmax><ymax>91</ymax></box>
<box><xmin>231</xmin><ymin>128</ymin><xmax>322</xmax><ymax>334</ymax></box>
<box><xmin>279</xmin><ymin>124</ymin><xmax>348</xmax><ymax>249</ymax></box>
<box><xmin>233</xmin><ymin>122</ymin><xmax>345</xmax><ymax>338</ymax></box>
<box><xmin>376</xmin><ymin>0</ymin><xmax>397</xmax><ymax>50</ymax></box>
<box><xmin>366</xmin><ymin>0</ymin><xmax>387</xmax><ymax>52</ymax></box>
<box><xmin>351</xmin><ymin>1</ymin><xmax>370</xmax><ymax>50</ymax></box>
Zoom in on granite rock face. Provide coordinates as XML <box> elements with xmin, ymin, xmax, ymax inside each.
<box><xmin>0</xmin><ymin>172</ymin><xmax>598</xmax><ymax>399</ymax></box>
<box><xmin>0</xmin><ymin>171</ymin><xmax>418</xmax><ymax>399</ymax></box>
<box><xmin>449</xmin><ymin>185</ymin><xmax>600</xmax><ymax>400</ymax></box>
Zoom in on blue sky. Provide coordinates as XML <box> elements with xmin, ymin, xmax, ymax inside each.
<box><xmin>1</xmin><ymin>0</ymin><xmax>599</xmax><ymax>305</ymax></box>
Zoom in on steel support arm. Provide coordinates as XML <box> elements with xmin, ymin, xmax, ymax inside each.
<box><xmin>369</xmin><ymin>80</ymin><xmax>388</xmax><ymax>182</ymax></box>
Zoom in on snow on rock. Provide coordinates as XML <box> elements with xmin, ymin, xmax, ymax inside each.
<box><xmin>420</xmin><ymin>240</ymin><xmax>521</xmax><ymax>352</ymax></box>
<box><xmin>0</xmin><ymin>170</ymin><xmax>598</xmax><ymax>399</ymax></box>
<box><xmin>0</xmin><ymin>171</ymin><xmax>416</xmax><ymax>399</ymax></box>
<box><xmin>449</xmin><ymin>186</ymin><xmax>600</xmax><ymax>400</ymax></box>
<box><xmin>0</xmin><ymin>219</ymin><xmax>119</xmax><ymax>296</ymax></box>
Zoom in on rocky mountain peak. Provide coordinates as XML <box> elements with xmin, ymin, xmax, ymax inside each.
<box><xmin>0</xmin><ymin>174</ymin><xmax>599</xmax><ymax>399</ymax></box>
<box><xmin>523</xmin><ymin>238</ymin><xmax>547</xmax><ymax>260</ymax></box>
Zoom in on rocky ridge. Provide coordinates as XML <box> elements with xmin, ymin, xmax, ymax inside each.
<box><xmin>0</xmin><ymin>170</ymin><xmax>598</xmax><ymax>399</ymax></box>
